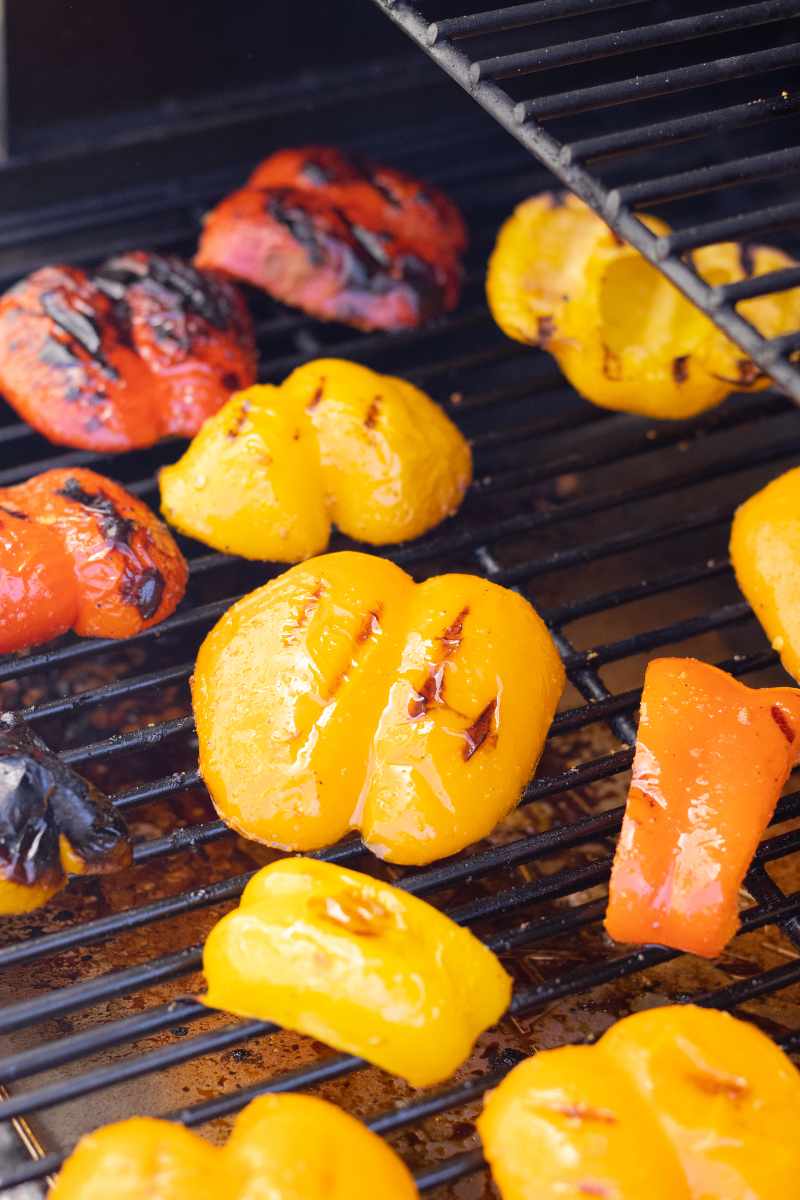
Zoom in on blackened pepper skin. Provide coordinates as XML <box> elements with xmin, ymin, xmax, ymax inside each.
<box><xmin>195</xmin><ymin>146</ymin><xmax>467</xmax><ymax>332</ymax></box>
<box><xmin>0</xmin><ymin>254</ymin><xmax>257</xmax><ymax>451</ymax></box>
<box><xmin>0</xmin><ymin>713</ymin><xmax>130</xmax><ymax>913</ymax></box>
<box><xmin>0</xmin><ymin>466</ymin><xmax>187</xmax><ymax>651</ymax></box>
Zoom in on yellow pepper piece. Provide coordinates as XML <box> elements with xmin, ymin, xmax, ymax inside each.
<box><xmin>159</xmin><ymin>358</ymin><xmax>471</xmax><ymax>560</ymax></box>
<box><xmin>203</xmin><ymin>857</ymin><xmax>511</xmax><ymax>1087</ymax></box>
<box><xmin>49</xmin><ymin>1092</ymin><xmax>419</xmax><ymax>1200</ymax></box>
<box><xmin>192</xmin><ymin>550</ymin><xmax>564</xmax><ymax>864</ymax></box>
<box><xmin>730</xmin><ymin>465</ymin><xmax>800</xmax><ymax>681</ymax></box>
<box><xmin>487</xmin><ymin>193</ymin><xmax>800</xmax><ymax>420</ymax></box>
<box><xmin>478</xmin><ymin>1005</ymin><xmax>800</xmax><ymax>1200</ymax></box>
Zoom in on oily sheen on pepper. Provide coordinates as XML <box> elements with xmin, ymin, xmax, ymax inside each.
<box><xmin>159</xmin><ymin>359</ymin><xmax>472</xmax><ymax>559</ymax></box>
<box><xmin>191</xmin><ymin>551</ymin><xmax>564</xmax><ymax>864</ymax></box>
<box><xmin>478</xmin><ymin>1005</ymin><xmax>800</xmax><ymax>1200</ymax></box>
<box><xmin>203</xmin><ymin>858</ymin><xmax>511</xmax><ymax>1087</ymax></box>
<box><xmin>49</xmin><ymin>1092</ymin><xmax>418</xmax><ymax>1200</ymax></box>
<box><xmin>605</xmin><ymin>658</ymin><xmax>800</xmax><ymax>958</ymax></box>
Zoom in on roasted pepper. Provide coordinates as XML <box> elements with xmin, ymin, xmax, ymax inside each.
<box><xmin>731</xmin><ymin>465</ymin><xmax>800</xmax><ymax>681</ymax></box>
<box><xmin>0</xmin><ymin>467</ymin><xmax>187</xmax><ymax>651</ymax></box>
<box><xmin>49</xmin><ymin>1092</ymin><xmax>419</xmax><ymax>1199</ymax></box>
<box><xmin>478</xmin><ymin>1004</ymin><xmax>800</xmax><ymax>1200</ymax></box>
<box><xmin>0</xmin><ymin>714</ymin><xmax>130</xmax><ymax>914</ymax></box>
<box><xmin>203</xmin><ymin>857</ymin><xmax>511</xmax><ymax>1086</ymax></box>
<box><xmin>159</xmin><ymin>359</ymin><xmax>472</xmax><ymax>560</ymax></box>
<box><xmin>195</xmin><ymin>145</ymin><xmax>466</xmax><ymax>331</ymax></box>
<box><xmin>605</xmin><ymin>658</ymin><xmax>800</xmax><ymax>957</ymax></box>
<box><xmin>192</xmin><ymin>550</ymin><xmax>564</xmax><ymax>864</ymax></box>
<box><xmin>487</xmin><ymin>193</ymin><xmax>800</xmax><ymax>419</ymax></box>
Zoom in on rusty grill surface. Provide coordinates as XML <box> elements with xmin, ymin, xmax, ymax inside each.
<box><xmin>0</xmin><ymin>49</ymin><xmax>799</xmax><ymax>1200</ymax></box>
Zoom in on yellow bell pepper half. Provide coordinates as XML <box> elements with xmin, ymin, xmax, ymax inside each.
<box><xmin>48</xmin><ymin>1092</ymin><xmax>419</xmax><ymax>1200</ymax></box>
<box><xmin>192</xmin><ymin>550</ymin><xmax>564</xmax><ymax>865</ymax></box>
<box><xmin>731</xmin><ymin>464</ymin><xmax>800</xmax><ymax>682</ymax></box>
<box><xmin>479</xmin><ymin>1003</ymin><xmax>796</xmax><ymax>1200</ymax></box>
<box><xmin>159</xmin><ymin>358</ymin><xmax>472</xmax><ymax>560</ymax></box>
<box><xmin>478</xmin><ymin>1004</ymin><xmax>800</xmax><ymax>1200</ymax></box>
<box><xmin>203</xmin><ymin>857</ymin><xmax>512</xmax><ymax>1088</ymax></box>
<box><xmin>487</xmin><ymin>193</ymin><xmax>800</xmax><ymax>420</ymax></box>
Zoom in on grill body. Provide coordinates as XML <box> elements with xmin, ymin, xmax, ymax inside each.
<box><xmin>0</xmin><ymin>6</ymin><xmax>799</xmax><ymax>1197</ymax></box>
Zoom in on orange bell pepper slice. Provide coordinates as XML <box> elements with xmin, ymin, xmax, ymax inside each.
<box><xmin>49</xmin><ymin>1092</ymin><xmax>418</xmax><ymax>1199</ymax></box>
<box><xmin>606</xmin><ymin>657</ymin><xmax>800</xmax><ymax>957</ymax></box>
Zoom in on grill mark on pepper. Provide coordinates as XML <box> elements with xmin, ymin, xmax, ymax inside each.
<box><xmin>121</xmin><ymin>566</ymin><xmax>165</xmax><ymax>620</ymax></box>
<box><xmin>551</xmin><ymin>1102</ymin><xmax>617</xmax><ymax>1124</ymax></box>
<box><xmin>310</xmin><ymin>891</ymin><xmax>392</xmax><ymax>936</ymax></box>
<box><xmin>578</xmin><ymin>1184</ymin><xmax>611</xmax><ymax>1198</ymax></box>
<box><xmin>771</xmin><ymin>704</ymin><xmax>795</xmax><ymax>743</ymax></box>
<box><xmin>265</xmin><ymin>193</ymin><xmax>327</xmax><ymax>267</ymax></box>
<box><xmin>351</xmin><ymin>224</ymin><xmax>391</xmax><ymax>267</ymax></box>
<box><xmin>408</xmin><ymin>606</ymin><xmax>470</xmax><ymax>718</ymax></box>
<box><xmin>306</xmin><ymin>380</ymin><xmax>325</xmax><ymax>410</ymax></box>
<box><xmin>57</xmin><ymin>477</ymin><xmax>135</xmax><ymax>546</ymax></box>
<box><xmin>0</xmin><ymin>505</ymin><xmax>28</xmax><ymax>520</ymax></box>
<box><xmin>40</xmin><ymin>290</ymin><xmax>120</xmax><ymax>381</ymax></box>
<box><xmin>364</xmin><ymin>397</ymin><xmax>381</xmax><ymax>428</ymax></box>
<box><xmin>672</xmin><ymin>354</ymin><xmax>689</xmax><ymax>383</ymax></box>
<box><xmin>537</xmin><ymin>315</ymin><xmax>555</xmax><ymax>346</ymax></box>
<box><xmin>300</xmin><ymin>161</ymin><xmax>334</xmax><ymax>187</ymax></box>
<box><xmin>602</xmin><ymin>345</ymin><xmax>622</xmax><ymax>380</ymax></box>
<box><xmin>463</xmin><ymin>697</ymin><xmax>497</xmax><ymax>761</ymax></box>
<box><xmin>39</xmin><ymin>335</ymin><xmax>81</xmax><ymax>369</ymax></box>
<box><xmin>226</xmin><ymin>400</ymin><xmax>251</xmax><ymax>438</ymax></box>
<box><xmin>96</xmin><ymin>254</ymin><xmax>233</xmax><ymax>330</ymax></box>
<box><xmin>283</xmin><ymin>582</ymin><xmax>325</xmax><ymax>645</ymax></box>
<box><xmin>356</xmin><ymin>607</ymin><xmax>382</xmax><ymax>643</ymax></box>
<box><xmin>687</xmin><ymin>1068</ymin><xmax>749</xmax><ymax>1100</ymax></box>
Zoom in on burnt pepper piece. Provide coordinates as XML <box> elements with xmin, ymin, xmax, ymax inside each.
<box><xmin>0</xmin><ymin>713</ymin><xmax>131</xmax><ymax>914</ymax></box>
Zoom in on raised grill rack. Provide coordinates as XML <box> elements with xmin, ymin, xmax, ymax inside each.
<box><xmin>374</xmin><ymin>0</ymin><xmax>800</xmax><ymax>400</ymax></box>
<box><xmin>1</xmin><ymin>16</ymin><xmax>800</xmax><ymax>1198</ymax></box>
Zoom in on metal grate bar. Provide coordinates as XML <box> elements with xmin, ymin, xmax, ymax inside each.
<box><xmin>470</xmin><ymin>1</ymin><xmax>800</xmax><ymax>81</ymax></box>
<box><xmin>516</xmin><ymin>42</ymin><xmax>800</xmax><ymax>120</ymax></box>
<box><xmin>561</xmin><ymin>92</ymin><xmax>800</xmax><ymax>165</ymax></box>
<box><xmin>427</xmin><ymin>0</ymin><xmax>644</xmax><ymax>42</ymax></box>
<box><xmin>613</xmin><ymin>144</ymin><xmax>800</xmax><ymax>210</ymax></box>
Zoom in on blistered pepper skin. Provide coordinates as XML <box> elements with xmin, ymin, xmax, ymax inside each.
<box><xmin>606</xmin><ymin>658</ymin><xmax>800</xmax><ymax>957</ymax></box>
<box><xmin>0</xmin><ymin>467</ymin><xmax>187</xmax><ymax>650</ymax></box>
<box><xmin>487</xmin><ymin>193</ymin><xmax>800</xmax><ymax>419</ymax></box>
<box><xmin>203</xmin><ymin>858</ymin><xmax>511</xmax><ymax>1087</ymax></box>
<box><xmin>49</xmin><ymin>1092</ymin><xmax>418</xmax><ymax>1200</ymax></box>
<box><xmin>159</xmin><ymin>359</ymin><xmax>472</xmax><ymax>559</ymax></box>
<box><xmin>478</xmin><ymin>1005</ymin><xmax>800</xmax><ymax>1200</ymax></box>
<box><xmin>192</xmin><ymin>551</ymin><xmax>564</xmax><ymax>864</ymax></box>
<box><xmin>730</xmin><ymin>465</ymin><xmax>800</xmax><ymax>681</ymax></box>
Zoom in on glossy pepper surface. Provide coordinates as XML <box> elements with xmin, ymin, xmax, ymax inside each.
<box><xmin>192</xmin><ymin>551</ymin><xmax>564</xmax><ymax>864</ymax></box>
<box><xmin>203</xmin><ymin>857</ymin><xmax>511</xmax><ymax>1086</ymax></box>
<box><xmin>606</xmin><ymin>657</ymin><xmax>800</xmax><ymax>957</ymax></box>
<box><xmin>0</xmin><ymin>254</ymin><xmax>256</xmax><ymax>451</ymax></box>
<box><xmin>195</xmin><ymin>146</ymin><xmax>467</xmax><ymax>330</ymax></box>
<box><xmin>48</xmin><ymin>1092</ymin><xmax>419</xmax><ymax>1199</ymax></box>
<box><xmin>0</xmin><ymin>714</ymin><xmax>130</xmax><ymax>914</ymax></box>
<box><xmin>159</xmin><ymin>358</ymin><xmax>472</xmax><ymax>559</ymax></box>
<box><xmin>0</xmin><ymin>467</ymin><xmax>187</xmax><ymax>652</ymax></box>
<box><xmin>487</xmin><ymin>192</ymin><xmax>800</xmax><ymax>419</ymax></box>
<box><xmin>731</xmin><ymin>465</ymin><xmax>800</xmax><ymax>681</ymax></box>
<box><xmin>478</xmin><ymin>1004</ymin><xmax>800</xmax><ymax>1200</ymax></box>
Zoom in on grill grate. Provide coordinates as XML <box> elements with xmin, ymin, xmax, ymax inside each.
<box><xmin>0</xmin><ymin>46</ymin><xmax>800</xmax><ymax>1200</ymax></box>
<box><xmin>373</xmin><ymin>0</ymin><xmax>800</xmax><ymax>399</ymax></box>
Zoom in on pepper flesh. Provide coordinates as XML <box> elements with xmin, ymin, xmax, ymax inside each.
<box><xmin>478</xmin><ymin>1004</ymin><xmax>800</xmax><ymax>1200</ymax></box>
<box><xmin>487</xmin><ymin>193</ymin><xmax>800</xmax><ymax>419</ymax></box>
<box><xmin>203</xmin><ymin>857</ymin><xmax>511</xmax><ymax>1087</ymax></box>
<box><xmin>192</xmin><ymin>551</ymin><xmax>564</xmax><ymax>864</ymax></box>
<box><xmin>0</xmin><ymin>467</ymin><xmax>187</xmax><ymax>651</ymax></box>
<box><xmin>48</xmin><ymin>1092</ymin><xmax>419</xmax><ymax>1200</ymax></box>
<box><xmin>0</xmin><ymin>714</ymin><xmax>130</xmax><ymax>914</ymax></box>
<box><xmin>195</xmin><ymin>146</ymin><xmax>466</xmax><ymax>331</ymax></box>
<box><xmin>159</xmin><ymin>359</ymin><xmax>472</xmax><ymax>559</ymax></box>
<box><xmin>0</xmin><ymin>255</ymin><xmax>256</xmax><ymax>451</ymax></box>
<box><xmin>605</xmin><ymin>658</ymin><xmax>800</xmax><ymax>957</ymax></box>
<box><xmin>730</xmin><ymin>465</ymin><xmax>800</xmax><ymax>681</ymax></box>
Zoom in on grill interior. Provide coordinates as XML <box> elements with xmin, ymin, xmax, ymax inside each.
<box><xmin>1</xmin><ymin>12</ymin><xmax>800</xmax><ymax>1199</ymax></box>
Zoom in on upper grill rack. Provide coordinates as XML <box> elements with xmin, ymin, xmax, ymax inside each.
<box><xmin>373</xmin><ymin>0</ymin><xmax>800</xmax><ymax>400</ymax></box>
<box><xmin>0</xmin><ymin>50</ymin><xmax>799</xmax><ymax>1200</ymax></box>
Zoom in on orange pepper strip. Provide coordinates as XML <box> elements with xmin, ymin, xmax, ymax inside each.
<box><xmin>606</xmin><ymin>657</ymin><xmax>800</xmax><ymax>958</ymax></box>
